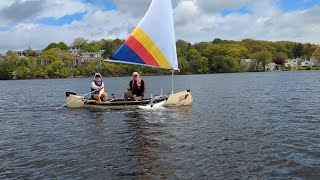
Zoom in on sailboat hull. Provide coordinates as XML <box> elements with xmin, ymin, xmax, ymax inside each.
<box><xmin>65</xmin><ymin>92</ymin><xmax>165</xmax><ymax>109</ymax></box>
<box><xmin>164</xmin><ymin>90</ymin><xmax>193</xmax><ymax>107</ymax></box>
<box><xmin>65</xmin><ymin>90</ymin><xmax>192</xmax><ymax>109</ymax></box>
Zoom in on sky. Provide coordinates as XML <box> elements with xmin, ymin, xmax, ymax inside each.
<box><xmin>0</xmin><ymin>0</ymin><xmax>320</xmax><ymax>53</ymax></box>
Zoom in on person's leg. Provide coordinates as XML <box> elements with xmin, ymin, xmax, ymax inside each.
<box><xmin>132</xmin><ymin>95</ymin><xmax>143</xmax><ymax>101</ymax></box>
<box><xmin>101</xmin><ymin>93</ymin><xmax>108</xmax><ymax>102</ymax></box>
<box><xmin>94</xmin><ymin>94</ymin><xmax>101</xmax><ymax>102</ymax></box>
<box><xmin>124</xmin><ymin>91</ymin><xmax>132</xmax><ymax>101</ymax></box>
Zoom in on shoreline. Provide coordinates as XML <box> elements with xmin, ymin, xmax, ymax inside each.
<box><xmin>1</xmin><ymin>69</ymin><xmax>319</xmax><ymax>81</ymax></box>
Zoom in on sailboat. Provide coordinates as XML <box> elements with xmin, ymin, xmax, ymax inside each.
<box><xmin>65</xmin><ymin>0</ymin><xmax>192</xmax><ymax>109</ymax></box>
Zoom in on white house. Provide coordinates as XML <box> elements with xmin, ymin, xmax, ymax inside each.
<box><xmin>80</xmin><ymin>50</ymin><xmax>104</xmax><ymax>59</ymax></box>
<box><xmin>15</xmin><ymin>49</ymin><xmax>42</xmax><ymax>58</ymax></box>
<box><xmin>310</xmin><ymin>57</ymin><xmax>319</xmax><ymax>66</ymax></box>
<box><xmin>301</xmin><ymin>61</ymin><xmax>313</xmax><ymax>67</ymax></box>
<box><xmin>70</xmin><ymin>48</ymin><xmax>104</xmax><ymax>60</ymax></box>
<box><xmin>285</xmin><ymin>58</ymin><xmax>300</xmax><ymax>68</ymax></box>
<box><xmin>265</xmin><ymin>63</ymin><xmax>277</xmax><ymax>71</ymax></box>
<box><xmin>240</xmin><ymin>59</ymin><xmax>254</xmax><ymax>71</ymax></box>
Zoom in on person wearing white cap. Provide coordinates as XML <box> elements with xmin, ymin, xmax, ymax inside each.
<box><xmin>91</xmin><ymin>73</ymin><xmax>108</xmax><ymax>102</ymax></box>
<box><xmin>124</xmin><ymin>72</ymin><xmax>146</xmax><ymax>101</ymax></box>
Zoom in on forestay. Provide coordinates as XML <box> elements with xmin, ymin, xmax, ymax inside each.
<box><xmin>109</xmin><ymin>0</ymin><xmax>178</xmax><ymax>70</ymax></box>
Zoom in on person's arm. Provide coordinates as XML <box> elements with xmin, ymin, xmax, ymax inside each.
<box><xmin>91</xmin><ymin>82</ymin><xmax>99</xmax><ymax>90</ymax></box>
<box><xmin>91</xmin><ymin>82</ymin><xmax>104</xmax><ymax>90</ymax></box>
<box><xmin>99</xmin><ymin>82</ymin><xmax>105</xmax><ymax>94</ymax></box>
<box><xmin>128</xmin><ymin>80</ymin><xmax>132</xmax><ymax>91</ymax></box>
<box><xmin>138</xmin><ymin>80</ymin><xmax>145</xmax><ymax>96</ymax></box>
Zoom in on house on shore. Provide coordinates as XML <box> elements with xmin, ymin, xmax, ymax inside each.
<box><xmin>70</xmin><ymin>49</ymin><xmax>104</xmax><ymax>59</ymax></box>
<box><xmin>310</xmin><ymin>57</ymin><xmax>319</xmax><ymax>66</ymax></box>
<box><xmin>240</xmin><ymin>59</ymin><xmax>254</xmax><ymax>71</ymax></box>
<box><xmin>69</xmin><ymin>48</ymin><xmax>105</xmax><ymax>66</ymax></box>
<box><xmin>15</xmin><ymin>50</ymin><xmax>42</xmax><ymax>58</ymax></box>
<box><xmin>285</xmin><ymin>58</ymin><xmax>300</xmax><ymax>69</ymax></box>
<box><xmin>301</xmin><ymin>61</ymin><xmax>313</xmax><ymax>67</ymax></box>
<box><xmin>240</xmin><ymin>59</ymin><xmax>280</xmax><ymax>71</ymax></box>
<box><xmin>265</xmin><ymin>63</ymin><xmax>277</xmax><ymax>71</ymax></box>
<box><xmin>80</xmin><ymin>50</ymin><xmax>104</xmax><ymax>59</ymax></box>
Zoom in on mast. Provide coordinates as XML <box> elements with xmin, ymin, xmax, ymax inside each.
<box><xmin>171</xmin><ymin>69</ymin><xmax>174</xmax><ymax>94</ymax></box>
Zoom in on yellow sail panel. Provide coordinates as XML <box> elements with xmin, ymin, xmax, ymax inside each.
<box><xmin>110</xmin><ymin>0</ymin><xmax>178</xmax><ymax>70</ymax></box>
<box><xmin>131</xmin><ymin>27</ymin><xmax>171</xmax><ymax>69</ymax></box>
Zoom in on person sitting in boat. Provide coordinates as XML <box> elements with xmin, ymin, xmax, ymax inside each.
<box><xmin>91</xmin><ymin>73</ymin><xmax>108</xmax><ymax>102</ymax></box>
<box><xmin>124</xmin><ymin>72</ymin><xmax>146</xmax><ymax>101</ymax></box>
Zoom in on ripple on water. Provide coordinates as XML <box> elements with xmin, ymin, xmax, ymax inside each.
<box><xmin>1</xmin><ymin>72</ymin><xmax>320</xmax><ymax>179</ymax></box>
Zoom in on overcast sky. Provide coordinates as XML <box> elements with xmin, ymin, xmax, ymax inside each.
<box><xmin>0</xmin><ymin>0</ymin><xmax>320</xmax><ymax>53</ymax></box>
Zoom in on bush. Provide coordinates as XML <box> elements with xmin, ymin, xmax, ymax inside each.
<box><xmin>0</xmin><ymin>61</ymin><xmax>15</xmax><ymax>80</ymax></box>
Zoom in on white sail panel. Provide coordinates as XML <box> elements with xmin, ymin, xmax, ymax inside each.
<box><xmin>110</xmin><ymin>0</ymin><xmax>178</xmax><ymax>70</ymax></box>
<box><xmin>137</xmin><ymin>0</ymin><xmax>178</xmax><ymax>70</ymax></box>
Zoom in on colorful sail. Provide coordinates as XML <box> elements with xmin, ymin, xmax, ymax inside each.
<box><xmin>109</xmin><ymin>0</ymin><xmax>178</xmax><ymax>70</ymax></box>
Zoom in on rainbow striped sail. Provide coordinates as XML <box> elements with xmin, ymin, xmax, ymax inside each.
<box><xmin>109</xmin><ymin>0</ymin><xmax>178</xmax><ymax>70</ymax></box>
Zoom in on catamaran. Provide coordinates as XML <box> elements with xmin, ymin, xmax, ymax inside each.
<box><xmin>65</xmin><ymin>0</ymin><xmax>192</xmax><ymax>109</ymax></box>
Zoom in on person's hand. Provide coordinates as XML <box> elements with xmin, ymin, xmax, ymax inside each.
<box><xmin>99</xmin><ymin>86</ymin><xmax>104</xmax><ymax>90</ymax></box>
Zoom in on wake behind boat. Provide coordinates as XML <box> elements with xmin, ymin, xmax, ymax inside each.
<box><xmin>64</xmin><ymin>0</ymin><xmax>193</xmax><ymax>109</ymax></box>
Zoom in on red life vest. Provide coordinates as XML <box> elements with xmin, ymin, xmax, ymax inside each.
<box><xmin>131</xmin><ymin>78</ymin><xmax>146</xmax><ymax>95</ymax></box>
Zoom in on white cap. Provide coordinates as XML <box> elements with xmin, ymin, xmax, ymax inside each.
<box><xmin>95</xmin><ymin>73</ymin><xmax>102</xmax><ymax>78</ymax></box>
<box><xmin>132</xmin><ymin>72</ymin><xmax>139</xmax><ymax>76</ymax></box>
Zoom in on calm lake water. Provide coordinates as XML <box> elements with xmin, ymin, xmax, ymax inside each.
<box><xmin>0</xmin><ymin>71</ymin><xmax>319</xmax><ymax>179</ymax></box>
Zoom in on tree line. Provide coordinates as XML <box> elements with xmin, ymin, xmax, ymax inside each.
<box><xmin>0</xmin><ymin>37</ymin><xmax>319</xmax><ymax>80</ymax></box>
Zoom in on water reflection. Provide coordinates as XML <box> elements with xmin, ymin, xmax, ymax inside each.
<box><xmin>121</xmin><ymin>111</ymin><xmax>175</xmax><ymax>178</ymax></box>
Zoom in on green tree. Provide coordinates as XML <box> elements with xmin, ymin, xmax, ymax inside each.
<box><xmin>44</xmin><ymin>43</ymin><xmax>59</xmax><ymax>51</ymax></box>
<box><xmin>17</xmin><ymin>58</ymin><xmax>29</xmax><ymax>67</ymax></box>
<box><xmin>176</xmin><ymin>40</ymin><xmax>191</xmax><ymax>59</ymax></box>
<box><xmin>189</xmin><ymin>57</ymin><xmax>209</xmax><ymax>74</ymax></box>
<box><xmin>212</xmin><ymin>38</ymin><xmax>223</xmax><ymax>44</ymax></box>
<box><xmin>71</xmin><ymin>37</ymin><xmax>87</xmax><ymax>49</ymax></box>
<box><xmin>312</xmin><ymin>46</ymin><xmax>320</xmax><ymax>65</ymax></box>
<box><xmin>81</xmin><ymin>42</ymin><xmax>100</xmax><ymax>52</ymax></box>
<box><xmin>187</xmin><ymin>47</ymin><xmax>209</xmax><ymax>73</ymax></box>
<box><xmin>46</xmin><ymin>59</ymin><xmax>65</xmax><ymax>78</ymax></box>
<box><xmin>58</xmin><ymin>42</ymin><xmax>69</xmax><ymax>51</ymax></box>
<box><xmin>0</xmin><ymin>61</ymin><xmax>15</xmax><ymax>80</ymax></box>
<box><xmin>34</xmin><ymin>67</ymin><xmax>47</xmax><ymax>78</ymax></box>
<box><xmin>15</xmin><ymin>66</ymin><xmax>30</xmax><ymax>79</ymax></box>
<box><xmin>5</xmin><ymin>50</ymin><xmax>19</xmax><ymax>64</ymax></box>
<box><xmin>303</xmin><ymin>43</ymin><xmax>317</xmax><ymax>60</ymax></box>
<box><xmin>193</xmin><ymin>42</ymin><xmax>210</xmax><ymax>54</ymax></box>
<box><xmin>178</xmin><ymin>57</ymin><xmax>191</xmax><ymax>73</ymax></box>
<box><xmin>45</xmin><ymin>42</ymin><xmax>68</xmax><ymax>51</ymax></box>
<box><xmin>293</xmin><ymin>43</ymin><xmax>304</xmax><ymax>58</ymax></box>
<box><xmin>40</xmin><ymin>48</ymin><xmax>74</xmax><ymax>67</ymax></box>
<box><xmin>251</xmin><ymin>50</ymin><xmax>272</xmax><ymax>71</ymax></box>
<box><xmin>101</xmin><ymin>40</ymin><xmax>114</xmax><ymax>58</ymax></box>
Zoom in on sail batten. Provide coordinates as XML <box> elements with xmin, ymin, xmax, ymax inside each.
<box><xmin>110</xmin><ymin>0</ymin><xmax>178</xmax><ymax>70</ymax></box>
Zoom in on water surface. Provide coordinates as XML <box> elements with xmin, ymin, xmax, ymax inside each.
<box><xmin>0</xmin><ymin>71</ymin><xmax>319</xmax><ymax>179</ymax></box>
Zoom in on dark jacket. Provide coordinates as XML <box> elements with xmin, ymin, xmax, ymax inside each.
<box><xmin>129</xmin><ymin>79</ymin><xmax>145</xmax><ymax>96</ymax></box>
